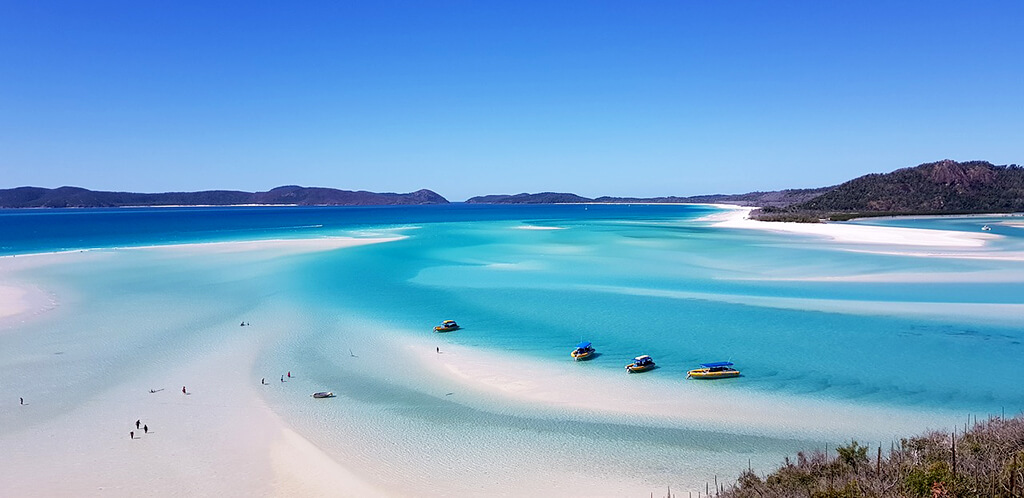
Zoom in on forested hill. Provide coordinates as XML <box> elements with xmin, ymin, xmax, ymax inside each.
<box><xmin>465</xmin><ymin>188</ymin><xmax>830</xmax><ymax>207</ymax></box>
<box><xmin>465</xmin><ymin>192</ymin><xmax>593</xmax><ymax>204</ymax></box>
<box><xmin>790</xmin><ymin>160</ymin><xmax>1024</xmax><ymax>214</ymax></box>
<box><xmin>615</xmin><ymin>187</ymin><xmax>832</xmax><ymax>207</ymax></box>
<box><xmin>0</xmin><ymin>186</ymin><xmax>449</xmax><ymax>208</ymax></box>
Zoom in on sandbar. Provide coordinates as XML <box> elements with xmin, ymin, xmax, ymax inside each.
<box><xmin>396</xmin><ymin>334</ymin><xmax>957</xmax><ymax>442</ymax></box>
<box><xmin>710</xmin><ymin>206</ymin><xmax>997</xmax><ymax>248</ymax></box>
<box><xmin>0</xmin><ymin>237</ymin><xmax>402</xmax><ymax>497</ymax></box>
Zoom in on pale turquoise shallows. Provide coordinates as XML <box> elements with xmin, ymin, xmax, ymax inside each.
<box><xmin>2</xmin><ymin>204</ymin><xmax>1023</xmax><ymax>493</ymax></box>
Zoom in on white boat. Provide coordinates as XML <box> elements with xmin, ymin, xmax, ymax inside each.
<box><xmin>625</xmin><ymin>355</ymin><xmax>655</xmax><ymax>373</ymax></box>
<box><xmin>312</xmin><ymin>391</ymin><xmax>335</xmax><ymax>398</ymax></box>
<box><xmin>982</xmin><ymin>225</ymin><xmax>992</xmax><ymax>231</ymax></box>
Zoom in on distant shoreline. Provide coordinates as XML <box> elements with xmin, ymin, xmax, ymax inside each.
<box><xmin>711</xmin><ymin>206</ymin><xmax>1004</xmax><ymax>250</ymax></box>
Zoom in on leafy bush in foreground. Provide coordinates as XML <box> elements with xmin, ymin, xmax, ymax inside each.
<box><xmin>716</xmin><ymin>416</ymin><xmax>1024</xmax><ymax>498</ymax></box>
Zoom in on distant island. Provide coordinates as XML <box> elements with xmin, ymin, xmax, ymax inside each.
<box><xmin>468</xmin><ymin>160</ymin><xmax>1024</xmax><ymax>222</ymax></box>
<box><xmin>465</xmin><ymin>188</ymin><xmax>830</xmax><ymax>207</ymax></box>
<box><xmin>0</xmin><ymin>185</ymin><xmax>448</xmax><ymax>208</ymax></box>
<box><xmin>5</xmin><ymin>160</ymin><xmax>1022</xmax><ymax>221</ymax></box>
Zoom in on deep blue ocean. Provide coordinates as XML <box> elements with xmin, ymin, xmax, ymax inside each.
<box><xmin>0</xmin><ymin>203</ymin><xmax>716</xmax><ymax>255</ymax></box>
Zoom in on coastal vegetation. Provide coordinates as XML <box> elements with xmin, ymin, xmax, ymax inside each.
<box><xmin>465</xmin><ymin>192</ymin><xmax>592</xmax><ymax>204</ymax></box>
<box><xmin>469</xmin><ymin>160</ymin><xmax>1024</xmax><ymax>223</ymax></box>
<box><xmin>464</xmin><ymin>188</ymin><xmax>831</xmax><ymax>206</ymax></box>
<box><xmin>716</xmin><ymin>415</ymin><xmax>1024</xmax><ymax>498</ymax></box>
<box><xmin>751</xmin><ymin>160</ymin><xmax>1024</xmax><ymax>222</ymax></box>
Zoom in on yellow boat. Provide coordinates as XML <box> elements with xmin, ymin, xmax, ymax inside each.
<box><xmin>434</xmin><ymin>320</ymin><xmax>459</xmax><ymax>332</ymax></box>
<box><xmin>571</xmin><ymin>341</ymin><xmax>595</xmax><ymax>361</ymax></box>
<box><xmin>687</xmin><ymin>362</ymin><xmax>740</xmax><ymax>379</ymax></box>
<box><xmin>625</xmin><ymin>355</ymin><xmax>655</xmax><ymax>373</ymax></box>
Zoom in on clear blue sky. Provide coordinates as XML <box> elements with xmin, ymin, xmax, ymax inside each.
<box><xmin>1</xmin><ymin>1</ymin><xmax>1021</xmax><ymax>201</ymax></box>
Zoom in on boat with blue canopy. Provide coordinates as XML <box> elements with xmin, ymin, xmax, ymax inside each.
<box><xmin>571</xmin><ymin>341</ymin><xmax>595</xmax><ymax>361</ymax></box>
<box><xmin>687</xmin><ymin>361</ymin><xmax>740</xmax><ymax>379</ymax></box>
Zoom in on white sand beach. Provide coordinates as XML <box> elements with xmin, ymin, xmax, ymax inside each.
<box><xmin>398</xmin><ymin>335</ymin><xmax>956</xmax><ymax>442</ymax></box>
<box><xmin>0</xmin><ymin>239</ymin><xmax>398</xmax><ymax>497</ymax></box>
<box><xmin>0</xmin><ymin>282</ymin><xmax>56</xmax><ymax>329</ymax></box>
<box><xmin>2</xmin><ymin>326</ymin><xmax>387</xmax><ymax>497</ymax></box>
<box><xmin>710</xmin><ymin>206</ymin><xmax>997</xmax><ymax>248</ymax></box>
<box><xmin>0</xmin><ymin>284</ymin><xmax>34</xmax><ymax>321</ymax></box>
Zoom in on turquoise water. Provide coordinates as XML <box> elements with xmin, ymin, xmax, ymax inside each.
<box><xmin>3</xmin><ymin>204</ymin><xmax>1024</xmax><ymax>493</ymax></box>
<box><xmin>311</xmin><ymin>215</ymin><xmax>1024</xmax><ymax>409</ymax></box>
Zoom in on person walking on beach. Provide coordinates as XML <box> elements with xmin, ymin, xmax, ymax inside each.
<box><xmin>261</xmin><ymin>378</ymin><xmax>265</xmax><ymax>385</ymax></box>
<box><xmin>130</xmin><ymin>431</ymin><xmax>134</xmax><ymax>439</ymax></box>
<box><xmin>182</xmin><ymin>386</ymin><xmax>187</xmax><ymax>395</ymax></box>
<box><xmin>20</xmin><ymin>397</ymin><xmax>24</xmax><ymax>405</ymax></box>
<box><xmin>287</xmin><ymin>371</ymin><xmax>291</xmax><ymax>378</ymax></box>
<box><xmin>280</xmin><ymin>375</ymin><xmax>284</xmax><ymax>383</ymax></box>
<box><xmin>143</xmin><ymin>424</ymin><xmax>148</xmax><ymax>434</ymax></box>
<box><xmin>136</xmin><ymin>419</ymin><xmax>140</xmax><ymax>429</ymax></box>
<box><xmin>436</xmin><ymin>347</ymin><xmax>440</xmax><ymax>354</ymax></box>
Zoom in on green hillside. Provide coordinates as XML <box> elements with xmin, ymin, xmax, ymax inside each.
<box><xmin>755</xmin><ymin>160</ymin><xmax>1024</xmax><ymax>222</ymax></box>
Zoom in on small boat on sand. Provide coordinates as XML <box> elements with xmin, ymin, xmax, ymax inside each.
<box><xmin>434</xmin><ymin>320</ymin><xmax>459</xmax><ymax>332</ymax></box>
<box><xmin>571</xmin><ymin>341</ymin><xmax>595</xmax><ymax>361</ymax></box>
<box><xmin>687</xmin><ymin>362</ymin><xmax>740</xmax><ymax>379</ymax></box>
<box><xmin>312</xmin><ymin>391</ymin><xmax>335</xmax><ymax>398</ymax></box>
<box><xmin>625</xmin><ymin>355</ymin><xmax>655</xmax><ymax>373</ymax></box>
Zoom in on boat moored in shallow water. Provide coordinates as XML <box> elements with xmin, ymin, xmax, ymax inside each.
<box><xmin>687</xmin><ymin>362</ymin><xmax>740</xmax><ymax>379</ymax></box>
<box><xmin>434</xmin><ymin>320</ymin><xmax>459</xmax><ymax>332</ymax></box>
<box><xmin>312</xmin><ymin>391</ymin><xmax>335</xmax><ymax>398</ymax></box>
<box><xmin>571</xmin><ymin>341</ymin><xmax>595</xmax><ymax>360</ymax></box>
<box><xmin>625</xmin><ymin>355</ymin><xmax>655</xmax><ymax>373</ymax></box>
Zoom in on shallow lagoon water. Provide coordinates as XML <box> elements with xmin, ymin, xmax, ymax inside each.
<box><xmin>2</xmin><ymin>204</ymin><xmax>1023</xmax><ymax>494</ymax></box>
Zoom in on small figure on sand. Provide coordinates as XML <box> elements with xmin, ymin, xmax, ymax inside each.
<box><xmin>143</xmin><ymin>424</ymin><xmax>148</xmax><ymax>434</ymax></box>
<box><xmin>20</xmin><ymin>397</ymin><xmax>24</xmax><ymax>405</ymax></box>
<box><xmin>136</xmin><ymin>419</ymin><xmax>140</xmax><ymax>429</ymax></box>
<box><xmin>287</xmin><ymin>371</ymin><xmax>291</xmax><ymax>378</ymax></box>
<box><xmin>261</xmin><ymin>378</ymin><xmax>265</xmax><ymax>385</ymax></box>
<box><xmin>280</xmin><ymin>375</ymin><xmax>284</xmax><ymax>383</ymax></box>
<box><xmin>130</xmin><ymin>431</ymin><xmax>134</xmax><ymax>439</ymax></box>
<box><xmin>182</xmin><ymin>386</ymin><xmax>187</xmax><ymax>395</ymax></box>
<box><xmin>240</xmin><ymin>321</ymin><xmax>245</xmax><ymax>327</ymax></box>
<box><xmin>436</xmin><ymin>347</ymin><xmax>440</xmax><ymax>354</ymax></box>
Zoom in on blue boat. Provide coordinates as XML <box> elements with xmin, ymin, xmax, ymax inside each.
<box><xmin>571</xmin><ymin>341</ymin><xmax>595</xmax><ymax>360</ymax></box>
